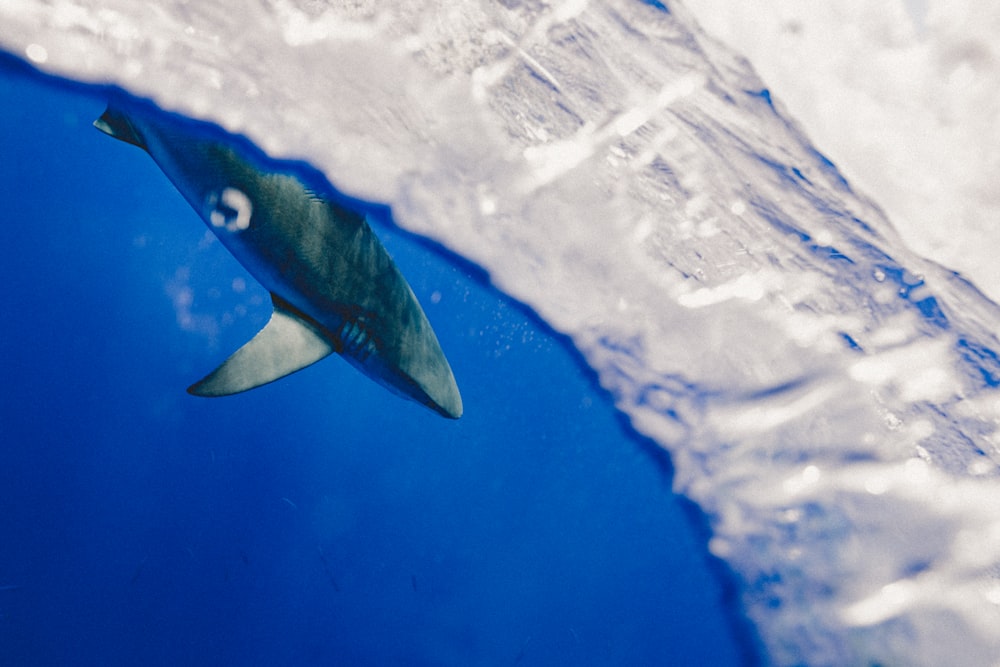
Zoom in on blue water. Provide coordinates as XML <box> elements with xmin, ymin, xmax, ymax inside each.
<box><xmin>0</xmin><ymin>60</ymin><xmax>752</xmax><ymax>665</ymax></box>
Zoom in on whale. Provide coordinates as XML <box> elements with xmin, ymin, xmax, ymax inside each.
<box><xmin>95</xmin><ymin>104</ymin><xmax>462</xmax><ymax>419</ymax></box>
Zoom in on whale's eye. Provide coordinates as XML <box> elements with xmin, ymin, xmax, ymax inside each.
<box><xmin>207</xmin><ymin>187</ymin><xmax>253</xmax><ymax>232</ymax></box>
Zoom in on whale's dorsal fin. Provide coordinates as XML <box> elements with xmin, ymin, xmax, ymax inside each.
<box><xmin>188</xmin><ymin>294</ymin><xmax>334</xmax><ymax>396</ymax></box>
<box><xmin>93</xmin><ymin>107</ymin><xmax>146</xmax><ymax>150</ymax></box>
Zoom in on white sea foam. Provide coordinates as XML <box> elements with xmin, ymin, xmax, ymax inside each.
<box><xmin>3</xmin><ymin>1</ymin><xmax>1000</xmax><ymax>664</ymax></box>
<box><xmin>683</xmin><ymin>0</ymin><xmax>1000</xmax><ymax>307</ymax></box>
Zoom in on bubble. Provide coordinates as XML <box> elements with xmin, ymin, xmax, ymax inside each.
<box><xmin>25</xmin><ymin>44</ymin><xmax>48</xmax><ymax>64</ymax></box>
<box><xmin>864</xmin><ymin>475</ymin><xmax>890</xmax><ymax>496</ymax></box>
<box><xmin>479</xmin><ymin>195</ymin><xmax>497</xmax><ymax>215</ymax></box>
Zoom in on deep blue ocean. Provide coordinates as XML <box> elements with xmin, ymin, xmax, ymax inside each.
<box><xmin>0</xmin><ymin>59</ymin><xmax>752</xmax><ymax>665</ymax></box>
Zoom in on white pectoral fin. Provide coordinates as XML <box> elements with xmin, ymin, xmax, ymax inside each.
<box><xmin>188</xmin><ymin>296</ymin><xmax>333</xmax><ymax>397</ymax></box>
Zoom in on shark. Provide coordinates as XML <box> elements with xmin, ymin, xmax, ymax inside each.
<box><xmin>95</xmin><ymin>104</ymin><xmax>462</xmax><ymax>419</ymax></box>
